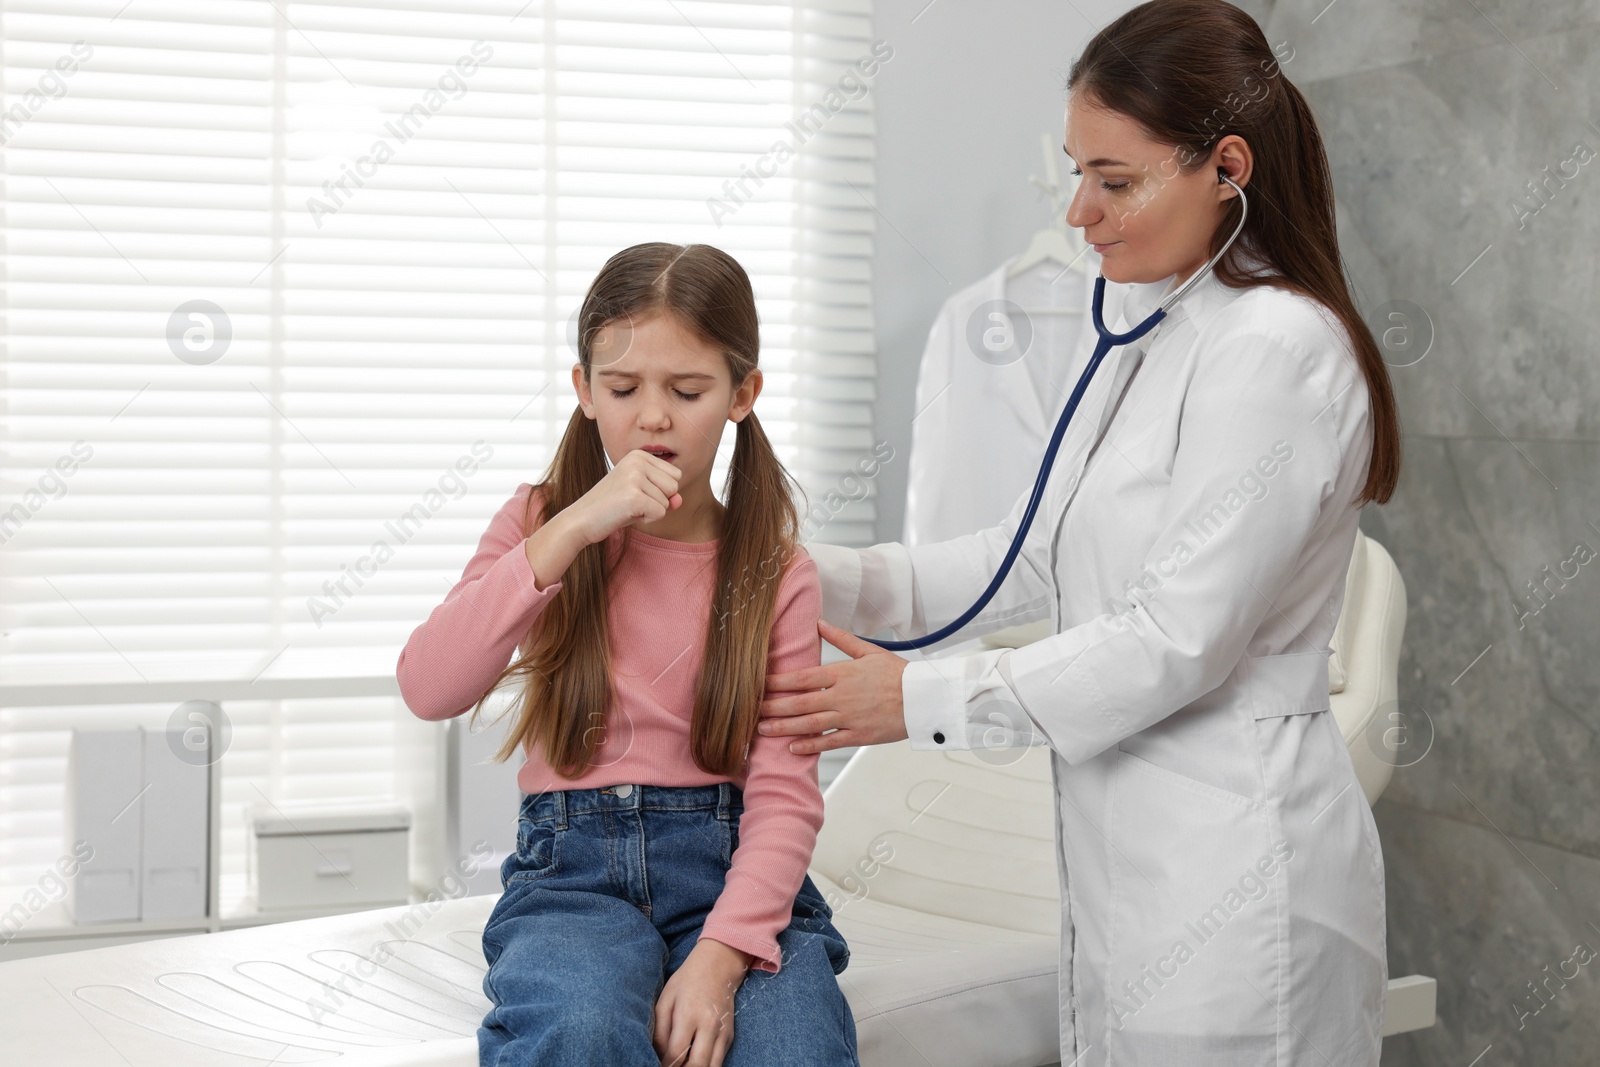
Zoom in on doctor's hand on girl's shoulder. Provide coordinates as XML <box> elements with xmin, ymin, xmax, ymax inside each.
<box><xmin>757</xmin><ymin>620</ymin><xmax>909</xmax><ymax>754</ymax></box>
<box><xmin>652</xmin><ymin>937</ymin><xmax>750</xmax><ymax>1067</ymax></box>
<box><xmin>523</xmin><ymin>450</ymin><xmax>683</xmax><ymax>592</ymax></box>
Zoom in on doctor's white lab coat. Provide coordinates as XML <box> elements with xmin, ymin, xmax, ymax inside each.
<box><xmin>807</xmin><ymin>267</ymin><xmax>1387</xmax><ymax>1066</ymax></box>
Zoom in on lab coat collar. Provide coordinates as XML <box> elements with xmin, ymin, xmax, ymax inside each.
<box><xmin>1115</xmin><ymin>263</ymin><xmax>1225</xmax><ymax>335</ymax></box>
<box><xmin>1114</xmin><ymin>244</ymin><xmax>1271</xmax><ymax>338</ymax></box>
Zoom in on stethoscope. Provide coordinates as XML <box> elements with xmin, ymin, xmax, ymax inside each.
<box><xmin>864</xmin><ymin>171</ymin><xmax>1250</xmax><ymax>652</ymax></box>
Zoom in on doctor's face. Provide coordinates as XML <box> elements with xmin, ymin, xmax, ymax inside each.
<box><xmin>1062</xmin><ymin>92</ymin><xmax>1242</xmax><ymax>287</ymax></box>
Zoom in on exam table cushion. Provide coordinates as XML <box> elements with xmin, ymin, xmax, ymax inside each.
<box><xmin>0</xmin><ymin>878</ymin><xmax>1060</xmax><ymax>1067</ymax></box>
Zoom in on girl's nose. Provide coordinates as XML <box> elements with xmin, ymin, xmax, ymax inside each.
<box><xmin>639</xmin><ymin>389</ymin><xmax>672</xmax><ymax>427</ymax></box>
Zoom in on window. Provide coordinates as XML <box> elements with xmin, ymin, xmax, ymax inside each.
<box><xmin>0</xmin><ymin>0</ymin><xmax>880</xmax><ymax>916</ymax></box>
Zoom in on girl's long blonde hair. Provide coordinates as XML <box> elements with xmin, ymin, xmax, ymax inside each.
<box><xmin>471</xmin><ymin>242</ymin><xmax>804</xmax><ymax>779</ymax></box>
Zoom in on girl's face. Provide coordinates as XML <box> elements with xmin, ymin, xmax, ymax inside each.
<box><xmin>1062</xmin><ymin>90</ymin><xmax>1251</xmax><ymax>286</ymax></box>
<box><xmin>572</xmin><ymin>310</ymin><xmax>761</xmax><ymax>492</ymax></box>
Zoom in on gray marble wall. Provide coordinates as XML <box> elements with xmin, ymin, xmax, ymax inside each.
<box><xmin>1263</xmin><ymin>1</ymin><xmax>1600</xmax><ymax>1063</ymax></box>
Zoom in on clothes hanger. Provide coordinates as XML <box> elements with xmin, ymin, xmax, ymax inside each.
<box><xmin>1007</xmin><ymin>132</ymin><xmax>1093</xmax><ymax>313</ymax></box>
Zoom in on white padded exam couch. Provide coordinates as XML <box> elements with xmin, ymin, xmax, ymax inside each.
<box><xmin>0</xmin><ymin>531</ymin><xmax>1430</xmax><ymax>1066</ymax></box>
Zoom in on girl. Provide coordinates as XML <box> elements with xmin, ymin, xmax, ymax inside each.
<box><xmin>397</xmin><ymin>242</ymin><xmax>859</xmax><ymax>1067</ymax></box>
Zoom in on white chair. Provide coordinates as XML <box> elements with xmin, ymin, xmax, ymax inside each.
<box><xmin>811</xmin><ymin>528</ymin><xmax>1435</xmax><ymax>1067</ymax></box>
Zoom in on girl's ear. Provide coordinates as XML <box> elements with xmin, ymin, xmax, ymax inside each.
<box><xmin>572</xmin><ymin>363</ymin><xmax>596</xmax><ymax>418</ymax></box>
<box><xmin>729</xmin><ymin>367</ymin><xmax>762</xmax><ymax>423</ymax></box>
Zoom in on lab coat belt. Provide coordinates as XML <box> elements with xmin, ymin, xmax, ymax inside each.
<box><xmin>1237</xmin><ymin>649</ymin><xmax>1332</xmax><ymax>719</ymax></box>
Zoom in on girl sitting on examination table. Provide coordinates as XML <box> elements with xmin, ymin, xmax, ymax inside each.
<box><xmin>396</xmin><ymin>242</ymin><xmax>858</xmax><ymax>1067</ymax></box>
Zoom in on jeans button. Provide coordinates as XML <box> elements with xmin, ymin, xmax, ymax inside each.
<box><xmin>615</xmin><ymin>783</ymin><xmax>633</xmax><ymax>798</ymax></box>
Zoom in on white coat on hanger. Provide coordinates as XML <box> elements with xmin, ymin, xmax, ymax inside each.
<box><xmin>902</xmin><ymin>256</ymin><xmax>1128</xmax><ymax>546</ymax></box>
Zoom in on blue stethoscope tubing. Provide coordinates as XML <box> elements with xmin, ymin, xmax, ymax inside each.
<box><xmin>863</xmin><ymin>173</ymin><xmax>1249</xmax><ymax>652</ymax></box>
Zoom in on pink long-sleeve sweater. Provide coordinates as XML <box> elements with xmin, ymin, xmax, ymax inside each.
<box><xmin>396</xmin><ymin>482</ymin><xmax>824</xmax><ymax>974</ymax></box>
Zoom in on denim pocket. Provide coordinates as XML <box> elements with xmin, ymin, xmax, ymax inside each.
<box><xmin>507</xmin><ymin>816</ymin><xmax>562</xmax><ymax>885</ymax></box>
<box><xmin>721</xmin><ymin>803</ymin><xmax>743</xmax><ymax>870</ymax></box>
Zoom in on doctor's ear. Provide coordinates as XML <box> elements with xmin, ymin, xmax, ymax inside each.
<box><xmin>1210</xmin><ymin>135</ymin><xmax>1253</xmax><ymax>194</ymax></box>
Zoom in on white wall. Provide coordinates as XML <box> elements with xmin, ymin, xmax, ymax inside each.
<box><xmin>868</xmin><ymin>0</ymin><xmax>1133</xmax><ymax>542</ymax></box>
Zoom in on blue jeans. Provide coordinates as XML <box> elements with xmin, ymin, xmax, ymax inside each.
<box><xmin>479</xmin><ymin>781</ymin><xmax>860</xmax><ymax>1066</ymax></box>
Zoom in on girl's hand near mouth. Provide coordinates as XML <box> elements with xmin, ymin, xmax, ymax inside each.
<box><xmin>522</xmin><ymin>450</ymin><xmax>683</xmax><ymax>591</ymax></box>
<box><xmin>569</xmin><ymin>447</ymin><xmax>683</xmax><ymax>546</ymax></box>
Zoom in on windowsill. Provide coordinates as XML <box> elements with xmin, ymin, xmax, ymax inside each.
<box><xmin>0</xmin><ymin>888</ymin><xmax>453</xmax><ymax>957</ymax></box>
<box><xmin>0</xmin><ymin>652</ymin><xmax>403</xmax><ymax>707</ymax></box>
<box><xmin>2</xmin><ymin>645</ymin><xmax>400</xmax><ymax>684</ymax></box>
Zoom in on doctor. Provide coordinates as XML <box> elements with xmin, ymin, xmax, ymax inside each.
<box><xmin>757</xmin><ymin>2</ymin><xmax>1403</xmax><ymax>1065</ymax></box>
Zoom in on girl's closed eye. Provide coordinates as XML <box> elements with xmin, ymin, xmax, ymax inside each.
<box><xmin>608</xmin><ymin>386</ymin><xmax>702</xmax><ymax>401</ymax></box>
<box><xmin>1069</xmin><ymin>166</ymin><xmax>1130</xmax><ymax>192</ymax></box>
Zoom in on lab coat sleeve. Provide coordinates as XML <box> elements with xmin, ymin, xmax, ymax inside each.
<box><xmin>804</xmin><ymin>540</ymin><xmax>923</xmax><ymax>639</ymax></box>
<box><xmin>804</xmin><ymin>473</ymin><xmax>1056</xmax><ymax>651</ymax></box>
<box><xmin>899</xmin><ymin>326</ymin><xmax>1355</xmax><ymax>762</ymax></box>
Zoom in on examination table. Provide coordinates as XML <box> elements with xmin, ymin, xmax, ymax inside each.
<box><xmin>0</xmin><ymin>531</ymin><xmax>1431</xmax><ymax>1066</ymax></box>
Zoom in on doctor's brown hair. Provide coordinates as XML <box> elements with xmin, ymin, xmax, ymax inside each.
<box><xmin>1069</xmin><ymin>0</ymin><xmax>1400</xmax><ymax>505</ymax></box>
<box><xmin>470</xmin><ymin>242</ymin><xmax>806</xmax><ymax>779</ymax></box>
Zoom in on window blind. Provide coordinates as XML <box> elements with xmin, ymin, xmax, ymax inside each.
<box><xmin>0</xmin><ymin>0</ymin><xmax>880</xmax><ymax>913</ymax></box>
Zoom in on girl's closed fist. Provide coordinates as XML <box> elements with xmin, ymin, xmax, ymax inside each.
<box><xmin>569</xmin><ymin>448</ymin><xmax>683</xmax><ymax>545</ymax></box>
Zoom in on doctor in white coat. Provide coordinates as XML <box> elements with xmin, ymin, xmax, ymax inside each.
<box><xmin>757</xmin><ymin>3</ymin><xmax>1403</xmax><ymax>1065</ymax></box>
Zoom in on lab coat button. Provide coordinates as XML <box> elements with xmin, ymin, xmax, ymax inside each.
<box><xmin>932</xmin><ymin>731</ymin><xmax>945</xmax><ymax>744</ymax></box>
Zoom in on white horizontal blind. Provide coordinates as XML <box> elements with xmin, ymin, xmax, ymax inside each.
<box><xmin>0</xmin><ymin>0</ymin><xmax>878</xmax><ymax>909</ymax></box>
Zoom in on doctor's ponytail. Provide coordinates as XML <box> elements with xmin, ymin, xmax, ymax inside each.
<box><xmin>1068</xmin><ymin>0</ymin><xmax>1401</xmax><ymax>506</ymax></box>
